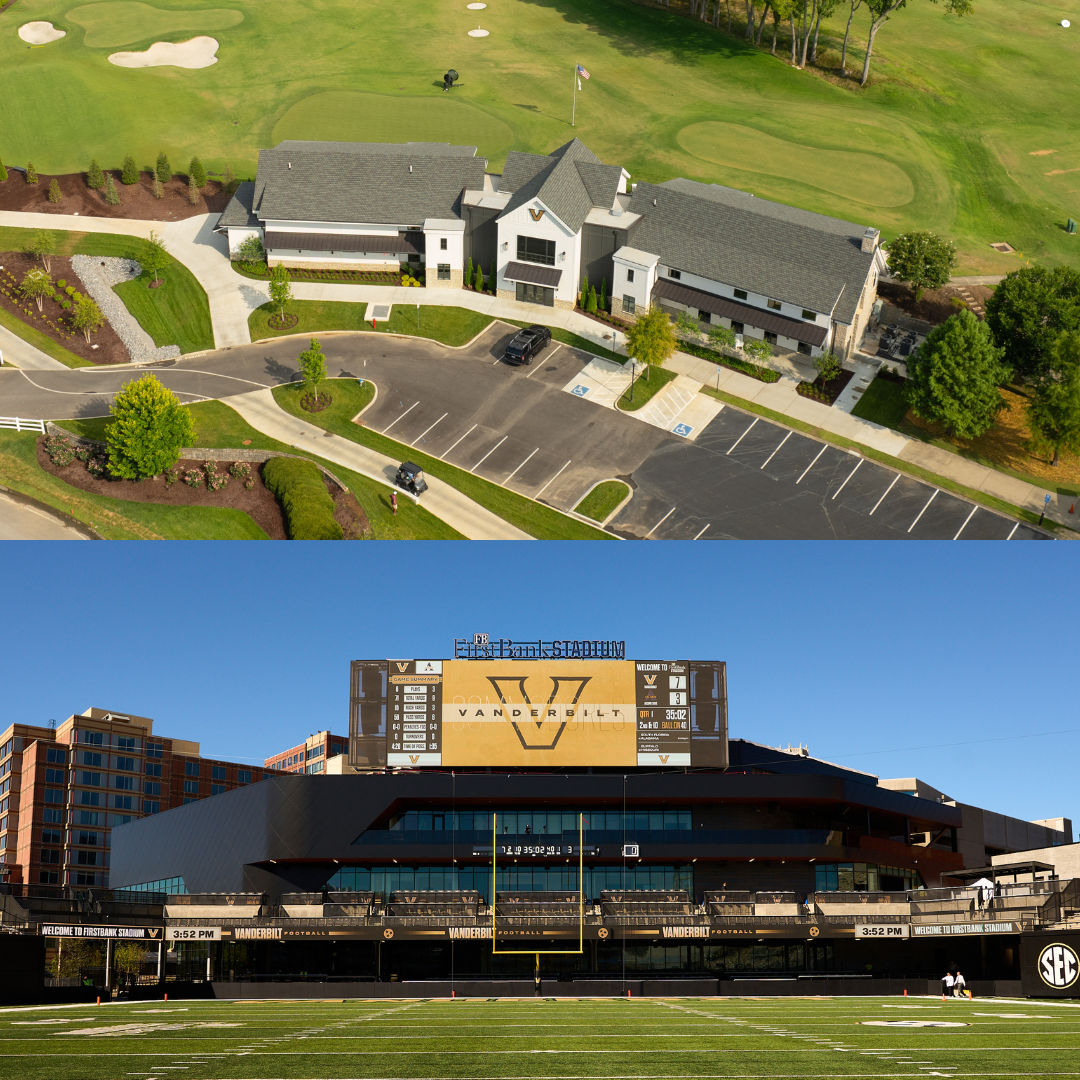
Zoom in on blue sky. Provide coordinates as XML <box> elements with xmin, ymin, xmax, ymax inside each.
<box><xmin>2</xmin><ymin>542</ymin><xmax>1076</xmax><ymax>835</ymax></box>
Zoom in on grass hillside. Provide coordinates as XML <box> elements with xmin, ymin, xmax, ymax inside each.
<box><xmin>0</xmin><ymin>0</ymin><xmax>1078</xmax><ymax>271</ymax></box>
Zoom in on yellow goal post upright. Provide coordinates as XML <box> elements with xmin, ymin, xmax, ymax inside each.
<box><xmin>491</xmin><ymin>812</ymin><xmax>585</xmax><ymax>963</ymax></box>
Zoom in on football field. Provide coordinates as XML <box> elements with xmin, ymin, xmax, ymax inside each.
<box><xmin>0</xmin><ymin>995</ymin><xmax>1077</xmax><ymax>1080</ymax></box>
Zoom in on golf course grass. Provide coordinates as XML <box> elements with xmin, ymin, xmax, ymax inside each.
<box><xmin>1</xmin><ymin>0</ymin><xmax>1079</xmax><ymax>274</ymax></box>
<box><xmin>0</xmin><ymin>994</ymin><xmax>1075</xmax><ymax>1079</ymax></box>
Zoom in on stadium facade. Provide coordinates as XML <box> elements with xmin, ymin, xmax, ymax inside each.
<box><xmin>80</xmin><ymin>644</ymin><xmax>1076</xmax><ymax>993</ymax></box>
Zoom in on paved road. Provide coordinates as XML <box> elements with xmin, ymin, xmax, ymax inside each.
<box><xmin>0</xmin><ymin>490</ymin><xmax>91</xmax><ymax>540</ymax></box>
<box><xmin>0</xmin><ymin>327</ymin><xmax>1048</xmax><ymax>540</ymax></box>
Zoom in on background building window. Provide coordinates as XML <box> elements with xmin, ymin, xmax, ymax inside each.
<box><xmin>146</xmin><ymin>743</ymin><xmax>163</xmax><ymax>759</ymax></box>
<box><xmin>145</xmin><ymin>762</ymin><xmax>161</xmax><ymax>777</ymax></box>
<box><xmin>516</xmin><ymin>236</ymin><xmax>556</xmax><ymax>266</ymax></box>
<box><xmin>764</xmin><ymin>332</ymin><xmax>777</xmax><ymax>345</ymax></box>
<box><xmin>730</xmin><ymin>321</ymin><xmax>744</xmax><ymax>334</ymax></box>
<box><xmin>698</xmin><ymin>310</ymin><xmax>711</xmax><ymax>323</ymax></box>
<box><xmin>437</xmin><ymin>263</ymin><xmax>450</xmax><ymax>280</ymax></box>
<box><xmin>211</xmin><ymin>766</ymin><xmax>226</xmax><ymax>781</ymax></box>
<box><xmin>46</xmin><ymin>748</ymin><xmax>66</xmax><ymax>765</ymax></box>
<box><xmin>238</xmin><ymin>770</ymin><xmax>251</xmax><ymax>784</ymax></box>
<box><xmin>112</xmin><ymin>795</ymin><xmax>134</xmax><ymax>810</ymax></box>
<box><xmin>802</xmin><ymin>309</ymin><xmax>816</xmax><ymax>321</ymax></box>
<box><xmin>734</xmin><ymin>289</ymin><xmax>747</xmax><ymax>300</ymax></box>
<box><xmin>767</xmin><ymin>299</ymin><xmax>782</xmax><ymax>311</ymax></box>
<box><xmin>211</xmin><ymin>783</ymin><xmax>226</xmax><ymax>796</ymax></box>
<box><xmin>668</xmin><ymin>268</ymin><xmax>681</xmax><ymax>280</ymax></box>
<box><xmin>144</xmin><ymin>781</ymin><xmax>161</xmax><ymax>796</ymax></box>
<box><xmin>185</xmin><ymin>762</ymin><xmax>200</xmax><ymax>777</ymax></box>
<box><xmin>626</xmin><ymin>268</ymin><xmax>635</xmax><ymax>283</ymax></box>
<box><xmin>439</xmin><ymin>237</ymin><xmax>448</xmax><ymax>250</ymax></box>
<box><xmin>143</xmin><ymin>800</ymin><xmax>160</xmax><ymax>814</ymax></box>
<box><xmin>114</xmin><ymin>775</ymin><xmax>134</xmax><ymax>791</ymax></box>
<box><xmin>797</xmin><ymin>341</ymin><xmax>812</xmax><ymax>356</ymax></box>
<box><xmin>81</xmin><ymin>752</ymin><xmax>102</xmax><ymax>767</ymax></box>
<box><xmin>622</xmin><ymin>295</ymin><xmax>635</xmax><ymax>315</ymax></box>
<box><xmin>116</xmin><ymin>756</ymin><xmax>136</xmax><ymax>771</ymax></box>
<box><xmin>184</xmin><ymin>780</ymin><xmax>199</xmax><ymax>794</ymax></box>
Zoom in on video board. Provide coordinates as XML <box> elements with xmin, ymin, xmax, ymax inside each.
<box><xmin>349</xmin><ymin>657</ymin><xmax>727</xmax><ymax>769</ymax></box>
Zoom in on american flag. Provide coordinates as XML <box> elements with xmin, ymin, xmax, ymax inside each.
<box><xmin>577</xmin><ymin>64</ymin><xmax>590</xmax><ymax>79</ymax></box>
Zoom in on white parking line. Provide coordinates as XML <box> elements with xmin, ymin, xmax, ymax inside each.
<box><xmin>411</xmin><ymin>412</ymin><xmax>448</xmax><ymax>447</ymax></box>
<box><xmin>869</xmin><ymin>472</ymin><xmax>900</xmax><ymax>515</ymax></box>
<box><xmin>533</xmin><ymin>459</ymin><xmax>572</xmax><ymax>500</ymax></box>
<box><xmin>440</xmin><ymin>423</ymin><xmax>477</xmax><ymax>460</ymax></box>
<box><xmin>525</xmin><ymin>343</ymin><xmax>563</xmax><ymax>377</ymax></box>
<box><xmin>693</xmin><ymin>524</ymin><xmax>711</xmax><ymax>540</ymax></box>
<box><xmin>831</xmin><ymin>458</ymin><xmax>863</xmax><ymax>500</ymax></box>
<box><xmin>760</xmin><ymin>431</ymin><xmax>791</xmax><ymax>469</ymax></box>
<box><xmin>907</xmin><ymin>488</ymin><xmax>939</xmax><ymax>533</ymax></box>
<box><xmin>503</xmin><ymin>447</ymin><xmax>539</xmax><ymax>485</ymax></box>
<box><xmin>953</xmin><ymin>504</ymin><xmax>978</xmax><ymax>540</ymax></box>
<box><xmin>382</xmin><ymin>401</ymin><xmax>418</xmax><ymax>434</ymax></box>
<box><xmin>646</xmin><ymin>506</ymin><xmax>677</xmax><ymax>537</ymax></box>
<box><xmin>795</xmin><ymin>444</ymin><xmax>827</xmax><ymax>484</ymax></box>
<box><xmin>1007</xmin><ymin>521</ymin><xmax>1019</xmax><ymax>540</ymax></box>
<box><xmin>725</xmin><ymin>417</ymin><xmax>758</xmax><ymax>455</ymax></box>
<box><xmin>470</xmin><ymin>435</ymin><xmax>508</xmax><ymax>474</ymax></box>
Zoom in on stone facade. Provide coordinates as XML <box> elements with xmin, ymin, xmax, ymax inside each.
<box><xmin>425</xmin><ymin>267</ymin><xmax>463</xmax><ymax>289</ymax></box>
<box><xmin>609</xmin><ymin>295</ymin><xmax>639</xmax><ymax>321</ymax></box>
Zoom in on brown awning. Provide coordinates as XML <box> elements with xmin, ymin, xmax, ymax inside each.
<box><xmin>503</xmin><ymin>261</ymin><xmax>562</xmax><ymax>288</ymax></box>
<box><xmin>653</xmin><ymin>278</ymin><xmax>828</xmax><ymax>348</ymax></box>
<box><xmin>264</xmin><ymin>231</ymin><xmax>424</xmax><ymax>254</ymax></box>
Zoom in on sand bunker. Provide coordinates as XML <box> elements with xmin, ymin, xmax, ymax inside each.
<box><xmin>19</xmin><ymin>21</ymin><xmax>67</xmax><ymax>44</ymax></box>
<box><xmin>108</xmin><ymin>35</ymin><xmax>218</xmax><ymax>68</ymax></box>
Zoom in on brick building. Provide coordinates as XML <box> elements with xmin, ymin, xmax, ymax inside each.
<box><xmin>263</xmin><ymin>730</ymin><xmax>348</xmax><ymax>775</ymax></box>
<box><xmin>0</xmin><ymin>707</ymin><xmax>275</xmax><ymax>889</ymax></box>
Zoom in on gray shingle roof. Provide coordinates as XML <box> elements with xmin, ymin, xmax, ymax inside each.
<box><xmin>628</xmin><ymin>179</ymin><xmax>876</xmax><ymax>324</ymax></box>
<box><xmin>217</xmin><ymin>182</ymin><xmax>258</xmax><ymax>229</ymax></box>
<box><xmin>497</xmin><ymin>139</ymin><xmax>622</xmax><ymax>234</ymax></box>
<box><xmin>273</xmin><ymin>141</ymin><xmax>478</xmax><ymax>157</ymax></box>
<box><xmin>253</xmin><ymin>143</ymin><xmax>487</xmax><ymax>226</ymax></box>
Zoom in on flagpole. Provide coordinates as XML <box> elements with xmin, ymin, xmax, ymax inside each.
<box><xmin>572</xmin><ymin>64</ymin><xmax>577</xmax><ymax>127</ymax></box>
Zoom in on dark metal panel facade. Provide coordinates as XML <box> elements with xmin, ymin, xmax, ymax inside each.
<box><xmin>579</xmin><ymin>223</ymin><xmax>627</xmax><ymax>298</ymax></box>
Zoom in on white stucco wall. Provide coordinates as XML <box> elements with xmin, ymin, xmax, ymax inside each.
<box><xmin>225</xmin><ymin>227</ymin><xmax>263</xmax><ymax>258</ymax></box>
<box><xmin>495</xmin><ymin>199</ymin><xmax>581</xmax><ymax>306</ymax></box>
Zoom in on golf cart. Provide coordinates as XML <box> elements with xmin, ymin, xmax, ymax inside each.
<box><xmin>394</xmin><ymin>461</ymin><xmax>428</xmax><ymax>495</ymax></box>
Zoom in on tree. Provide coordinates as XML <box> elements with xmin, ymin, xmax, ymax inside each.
<box><xmin>112</xmin><ymin>942</ymin><xmax>146</xmax><ymax>987</ymax></box>
<box><xmin>886</xmin><ymin>231</ymin><xmax>956</xmax><ymax>301</ymax></box>
<box><xmin>222</xmin><ymin>163</ymin><xmax>236</xmax><ymax>192</ymax></box>
<box><xmin>489</xmin><ymin>258</ymin><xmax>496</xmax><ymax>293</ymax></box>
<box><xmin>141</xmin><ymin>230</ymin><xmax>169</xmax><ymax>285</ymax></box>
<box><xmin>105</xmin><ymin>373</ymin><xmax>197</xmax><ymax>480</ymax></box>
<box><xmin>587</xmin><ymin>284</ymin><xmax>598</xmax><ymax>313</ymax></box>
<box><xmin>236</xmin><ymin>234</ymin><xmax>265</xmax><ymax>265</ymax></box>
<box><xmin>87</xmin><ymin>159</ymin><xmax>105</xmax><ymax>190</ymax></box>
<box><xmin>71</xmin><ymin>294</ymin><xmax>105</xmax><ymax>343</ymax></box>
<box><xmin>905</xmin><ymin>309</ymin><xmax>1008</xmax><ymax>439</ymax></box>
<box><xmin>151</xmin><ymin>177</ymin><xmax>164</xmax><ymax>199</ymax></box>
<box><xmin>104</xmin><ymin>174</ymin><xmax>121</xmax><ymax>206</ymax></box>
<box><xmin>49</xmin><ymin>939</ymin><xmax>104</xmax><ymax>979</ymax></box>
<box><xmin>188</xmin><ymin>156</ymin><xmax>207</xmax><ymax>189</ymax></box>
<box><xmin>743</xmin><ymin>337</ymin><xmax>774</xmax><ymax>362</ymax></box>
<box><xmin>155</xmin><ymin>152</ymin><xmax>172</xmax><ymax>184</ymax></box>
<box><xmin>579</xmin><ymin>272</ymin><xmax>589</xmax><ymax>310</ymax></box>
<box><xmin>186</xmin><ymin>175</ymin><xmax>200</xmax><ymax>205</ymax></box>
<box><xmin>599</xmin><ymin>277</ymin><xmax>607</xmax><ymax>312</ymax></box>
<box><xmin>297</xmin><ymin>338</ymin><xmax>328</xmax><ymax>405</ymax></box>
<box><xmin>984</xmin><ymin>265</ymin><xmax>1080</xmax><ymax>383</ymax></box>
<box><xmin>861</xmin><ymin>0</ymin><xmax>974</xmax><ymax>87</ymax></box>
<box><xmin>26</xmin><ymin>162</ymin><xmax>37</xmax><ymax>184</ymax></box>
<box><xmin>474</xmin><ymin>263</ymin><xmax>484</xmax><ymax>292</ymax></box>
<box><xmin>624</xmin><ymin>304</ymin><xmax>677</xmax><ymax>381</ymax></box>
<box><xmin>708</xmin><ymin>323</ymin><xmax>737</xmax><ymax>351</ymax></box>
<box><xmin>268</xmin><ymin>264</ymin><xmax>293</xmax><ymax>321</ymax></box>
<box><xmin>24</xmin><ymin>230</ymin><xmax>58</xmax><ymax>272</ymax></box>
<box><xmin>813</xmin><ymin>349</ymin><xmax>842</xmax><ymax>384</ymax></box>
<box><xmin>465</xmin><ymin>256</ymin><xmax>473</xmax><ymax>287</ymax></box>
<box><xmin>47</xmin><ymin>178</ymin><xmax>62</xmax><ymax>204</ymax></box>
<box><xmin>1026</xmin><ymin>332</ymin><xmax>1080</xmax><ymax>466</ymax></box>
<box><xmin>674</xmin><ymin>310</ymin><xmax>700</xmax><ymax>338</ymax></box>
<box><xmin>0</xmin><ymin>156</ymin><xmax>7</xmax><ymax>183</ymax></box>
<box><xmin>121</xmin><ymin>155</ymin><xmax>140</xmax><ymax>184</ymax></box>
<box><xmin>20</xmin><ymin>269</ymin><xmax>53</xmax><ymax>312</ymax></box>
<box><xmin>840</xmin><ymin>0</ymin><xmax>863</xmax><ymax>71</ymax></box>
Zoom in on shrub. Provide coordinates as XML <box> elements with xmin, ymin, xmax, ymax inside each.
<box><xmin>183</xmin><ymin>468</ymin><xmax>204</xmax><ymax>488</ymax></box>
<box><xmin>474</xmin><ymin>264</ymin><xmax>484</xmax><ymax>292</ymax></box>
<box><xmin>244</xmin><ymin>476</ymin><xmax>255</xmax><ymax>490</ymax></box>
<box><xmin>104</xmin><ymin>175</ymin><xmax>121</xmax><ymax>206</ymax></box>
<box><xmin>188</xmin><ymin>156</ymin><xmax>207</xmax><ymax>189</ymax></box>
<box><xmin>155</xmin><ymin>152</ymin><xmax>171</xmax><ymax>184</ymax></box>
<box><xmin>587</xmin><ymin>285</ymin><xmax>597</xmax><ymax>313</ymax></box>
<box><xmin>0</xmin><ymin>156</ymin><xmax>7</xmax><ymax>183</ymax></box>
<box><xmin>204</xmin><ymin>460</ymin><xmax>229</xmax><ymax>491</ymax></box>
<box><xmin>229</xmin><ymin>460</ymin><xmax>251</xmax><ymax>479</ymax></box>
<box><xmin>44</xmin><ymin>434</ymin><xmax>76</xmax><ymax>467</ymax></box>
<box><xmin>164</xmin><ymin>467</ymin><xmax>179</xmax><ymax>487</ymax></box>
<box><xmin>57</xmin><ymin>279</ymin><xmax>66</xmax><ymax>289</ymax></box>
<box><xmin>121</xmin><ymin>155</ymin><xmax>139</xmax><ymax>185</ymax></box>
<box><xmin>87</xmin><ymin>159</ymin><xmax>105</xmax><ymax>190</ymax></box>
<box><xmin>151</xmin><ymin>177</ymin><xmax>163</xmax><ymax>200</ymax></box>
<box><xmin>261</xmin><ymin>456</ymin><xmax>343</xmax><ymax>540</ymax></box>
<box><xmin>105</xmin><ymin>373</ymin><xmax>197</xmax><ymax>480</ymax></box>
<box><xmin>222</xmin><ymin>163</ymin><xmax>237</xmax><ymax>192</ymax></box>
<box><xmin>236</xmin><ymin>235</ymin><xmax>265</xmax><ymax>264</ymax></box>
<box><xmin>186</xmin><ymin>175</ymin><xmax>200</xmax><ymax>205</ymax></box>
<box><xmin>26</xmin><ymin>162</ymin><xmax>37</xmax><ymax>184</ymax></box>
<box><xmin>86</xmin><ymin>454</ymin><xmax>107</xmax><ymax>478</ymax></box>
<box><xmin>47</xmin><ymin>179</ymin><xmax>62</xmax><ymax>204</ymax></box>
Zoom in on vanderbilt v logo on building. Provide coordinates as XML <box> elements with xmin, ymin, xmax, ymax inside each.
<box><xmin>529</xmin><ymin>208</ymin><xmax>545</xmax><ymax>221</ymax></box>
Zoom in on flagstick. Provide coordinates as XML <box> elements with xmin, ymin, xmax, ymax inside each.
<box><xmin>572</xmin><ymin>64</ymin><xmax>577</xmax><ymax>127</ymax></box>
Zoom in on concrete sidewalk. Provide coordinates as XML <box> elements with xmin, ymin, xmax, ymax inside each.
<box><xmin>0</xmin><ymin>322</ymin><xmax>68</xmax><ymax>371</ymax></box>
<box><xmin>224</xmin><ymin>389</ymin><xmax>532</xmax><ymax>541</ymax></box>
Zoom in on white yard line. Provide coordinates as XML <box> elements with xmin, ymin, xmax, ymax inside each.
<box><xmin>953</xmin><ymin>504</ymin><xmax>978</xmax><ymax>540</ymax></box>
<box><xmin>470</xmin><ymin>435</ymin><xmax>507</xmax><ymax>474</ymax></box>
<box><xmin>382</xmin><ymin>401</ymin><xmax>418</xmax><ymax>434</ymax></box>
<box><xmin>725</xmin><ymin>417</ymin><xmax>759</xmax><ymax>455</ymax></box>
<box><xmin>533</xmin><ymin>459</ymin><xmax>572</xmax><ymax>500</ymax></box>
<box><xmin>759</xmin><ymin>430</ymin><xmax>791</xmax><ymax>469</ymax></box>
<box><xmin>411</xmin><ymin>412</ymin><xmax>448</xmax><ymax>446</ymax></box>
<box><xmin>907</xmin><ymin>489</ymin><xmax>939</xmax><ymax>533</ymax></box>
<box><xmin>869</xmin><ymin>473</ymin><xmax>900</xmax><ymax>515</ymax></box>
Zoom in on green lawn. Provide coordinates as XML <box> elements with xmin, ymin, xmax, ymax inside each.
<box><xmin>851</xmin><ymin>373</ymin><xmax>910</xmax><ymax>428</ymax></box>
<box><xmin>0</xmin><ymin>995</ymin><xmax>1074</xmax><ymax>1079</ymax></box>
<box><xmin>57</xmin><ymin>399</ymin><xmax>464</xmax><ymax>540</ymax></box>
<box><xmin>575</xmin><ymin>479</ymin><xmax>630</xmax><ymax>521</ymax></box>
<box><xmin>1</xmin><ymin>0</ymin><xmax>1078</xmax><ymax>274</ymax></box>
<box><xmin>273</xmin><ymin>380</ymin><xmax>611</xmax><ymax>540</ymax></box>
<box><xmin>0</xmin><ymin>226</ymin><xmax>213</xmax><ymax>358</ymax></box>
<box><xmin>617</xmin><ymin>365</ymin><xmax>679</xmax><ymax>411</ymax></box>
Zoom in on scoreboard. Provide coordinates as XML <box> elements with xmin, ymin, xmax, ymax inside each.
<box><xmin>350</xmin><ymin>657</ymin><xmax>727</xmax><ymax>770</ymax></box>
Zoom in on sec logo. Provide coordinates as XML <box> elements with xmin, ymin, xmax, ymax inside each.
<box><xmin>1038</xmin><ymin>942</ymin><xmax>1079</xmax><ymax>988</ymax></box>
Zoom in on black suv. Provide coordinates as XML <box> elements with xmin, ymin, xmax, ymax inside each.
<box><xmin>503</xmin><ymin>324</ymin><xmax>552</xmax><ymax>366</ymax></box>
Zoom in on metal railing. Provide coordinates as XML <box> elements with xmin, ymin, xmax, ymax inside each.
<box><xmin>0</xmin><ymin>417</ymin><xmax>45</xmax><ymax>433</ymax></box>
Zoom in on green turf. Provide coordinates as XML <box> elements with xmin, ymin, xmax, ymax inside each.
<box><xmin>0</xmin><ymin>995</ymin><xmax>1075</xmax><ymax>1079</ymax></box>
<box><xmin>617</xmin><ymin>365</ymin><xmax>679</xmax><ymax>411</ymax></box>
<box><xmin>575</xmin><ymin>479</ymin><xmax>630</xmax><ymax>521</ymax></box>
<box><xmin>272</xmin><ymin>380</ymin><xmax>612</xmax><ymax>540</ymax></box>
<box><xmin>851</xmin><ymin>374</ymin><xmax>911</xmax><ymax>428</ymax></box>
<box><xmin>2</xmin><ymin>0</ymin><xmax>1079</xmax><ymax>273</ymax></box>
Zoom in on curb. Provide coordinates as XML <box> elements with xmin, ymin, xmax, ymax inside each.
<box><xmin>0</xmin><ymin>480</ymin><xmax>104</xmax><ymax>540</ymax></box>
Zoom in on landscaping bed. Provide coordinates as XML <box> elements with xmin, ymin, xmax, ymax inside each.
<box><xmin>676</xmin><ymin>338</ymin><xmax>782</xmax><ymax>383</ymax></box>
<box><xmin>617</xmin><ymin>366</ymin><xmax>679</xmax><ymax>411</ymax></box>
<box><xmin>797</xmin><ymin>367</ymin><xmax>854</xmax><ymax>405</ymax></box>
<box><xmin>878</xmin><ymin>280</ymin><xmax>994</xmax><ymax>326</ymax></box>
<box><xmin>574</xmin><ymin>480</ymin><xmax>630</xmax><ymax>522</ymax></box>
<box><xmin>0</xmin><ymin>171</ymin><xmax>231</xmax><ymax>221</ymax></box>
<box><xmin>233</xmin><ymin>263</ymin><xmax>407</xmax><ymax>286</ymax></box>
<box><xmin>0</xmin><ymin>251</ymin><xmax>128</xmax><ymax>364</ymax></box>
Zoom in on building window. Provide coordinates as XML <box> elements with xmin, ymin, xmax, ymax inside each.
<box><xmin>43</xmin><ymin>808</ymin><xmax>63</xmax><ymax>824</ymax></box>
<box><xmin>238</xmin><ymin>770</ymin><xmax>251</xmax><ymax>784</ymax></box>
<box><xmin>626</xmin><ymin>268</ymin><xmax>635</xmax><ymax>283</ymax></box>
<box><xmin>516</xmin><ymin>236</ymin><xmax>556</xmax><ymax>266</ymax></box>
<box><xmin>668</xmin><ymin>268</ymin><xmax>681</xmax><ymax>280</ymax></box>
<box><xmin>764</xmin><ymin>332</ymin><xmax>777</xmax><ymax>346</ymax></box>
<box><xmin>797</xmin><ymin>341</ymin><xmax>812</xmax><ymax>356</ymax></box>
<box><xmin>698</xmin><ymin>310</ymin><xmax>711</xmax><ymax>324</ymax></box>
<box><xmin>77</xmin><ymin>831</ymin><xmax>97</xmax><ymax>846</ymax></box>
<box><xmin>436</xmin><ymin>263</ymin><xmax>451</xmax><ymax>280</ymax></box>
<box><xmin>39</xmin><ymin>870</ymin><xmax>59</xmax><ymax>884</ymax></box>
<box><xmin>734</xmin><ymin>289</ymin><xmax>747</xmax><ymax>301</ymax></box>
<box><xmin>185</xmin><ymin>762</ymin><xmax>200</xmax><ymax>777</ymax></box>
<box><xmin>116</xmin><ymin>737</ymin><xmax>137</xmax><ymax>751</ymax></box>
<box><xmin>145</xmin><ymin>762</ymin><xmax>161</xmax><ymax>777</ymax></box>
<box><xmin>439</xmin><ymin>237</ymin><xmax>448</xmax><ymax>251</ymax></box>
<box><xmin>144</xmin><ymin>781</ymin><xmax>161</xmax><ymax>797</ymax></box>
<box><xmin>113</xmin><ymin>795</ymin><xmax>134</xmax><ymax>810</ymax></box>
<box><xmin>81</xmin><ymin>751</ymin><xmax>102</xmax><ymax>768</ymax></box>
<box><xmin>146</xmin><ymin>743</ymin><xmax>163</xmax><ymax>759</ymax></box>
<box><xmin>184</xmin><ymin>780</ymin><xmax>199</xmax><ymax>795</ymax></box>
<box><xmin>79</xmin><ymin>731</ymin><xmax>103</xmax><ymax>746</ymax></box>
<box><xmin>730</xmin><ymin>321</ymin><xmax>744</xmax><ymax>335</ymax></box>
<box><xmin>114</xmin><ymin>775</ymin><xmax>134</xmax><ymax>791</ymax></box>
<box><xmin>78</xmin><ymin>791</ymin><xmax>100</xmax><ymax>807</ymax></box>
<box><xmin>515</xmin><ymin>281</ymin><xmax>555</xmax><ymax>307</ymax></box>
<box><xmin>45</xmin><ymin>768</ymin><xmax>65</xmax><ymax>785</ymax></box>
<box><xmin>76</xmin><ymin>811</ymin><xmax>99</xmax><ymax>826</ymax></box>
<box><xmin>623</xmin><ymin>295</ymin><xmax>636</xmax><ymax>315</ymax></box>
<box><xmin>79</xmin><ymin>771</ymin><xmax>100</xmax><ymax>787</ymax></box>
<box><xmin>76</xmin><ymin>850</ymin><xmax>97</xmax><ymax>865</ymax></box>
<box><xmin>46</xmin><ymin>748</ymin><xmax>66</xmax><ymax>765</ymax></box>
<box><xmin>211</xmin><ymin>784</ymin><xmax>226</xmax><ymax>796</ymax></box>
<box><xmin>802</xmin><ymin>310</ymin><xmax>816</xmax><ymax>321</ymax></box>
<box><xmin>116</xmin><ymin>756</ymin><xmax>136</xmax><ymax>772</ymax></box>
<box><xmin>183</xmin><ymin>797</ymin><xmax>198</xmax><ymax>805</ymax></box>
<box><xmin>211</xmin><ymin>766</ymin><xmax>226</xmax><ymax>781</ymax></box>
<box><xmin>41</xmin><ymin>829</ymin><xmax>61</xmax><ymax>845</ymax></box>
<box><xmin>73</xmin><ymin>871</ymin><xmax>97</xmax><ymax>886</ymax></box>
<box><xmin>40</xmin><ymin>849</ymin><xmax>61</xmax><ymax>863</ymax></box>
<box><xmin>143</xmin><ymin>800</ymin><xmax>160</xmax><ymax>814</ymax></box>
<box><xmin>767</xmin><ymin>299</ymin><xmax>782</xmax><ymax>311</ymax></box>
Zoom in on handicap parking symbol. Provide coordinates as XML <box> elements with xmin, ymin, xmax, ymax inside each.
<box><xmin>571</xmin><ymin>384</ymin><xmax>590</xmax><ymax>397</ymax></box>
<box><xmin>672</xmin><ymin>422</ymin><xmax>694</xmax><ymax>437</ymax></box>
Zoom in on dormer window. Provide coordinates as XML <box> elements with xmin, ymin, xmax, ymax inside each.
<box><xmin>767</xmin><ymin>299</ymin><xmax>782</xmax><ymax>311</ymax></box>
<box><xmin>734</xmin><ymin>289</ymin><xmax>747</xmax><ymax>300</ymax></box>
<box><xmin>668</xmin><ymin>268</ymin><xmax>681</xmax><ymax>280</ymax></box>
<box><xmin>802</xmin><ymin>309</ymin><xmax>816</xmax><ymax>321</ymax></box>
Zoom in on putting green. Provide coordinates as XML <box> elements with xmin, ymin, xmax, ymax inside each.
<box><xmin>677</xmin><ymin>121</ymin><xmax>914</xmax><ymax>209</ymax></box>
<box><xmin>67</xmin><ymin>1</ymin><xmax>243</xmax><ymax>48</ymax></box>
<box><xmin>271</xmin><ymin>91</ymin><xmax>516</xmax><ymax>163</ymax></box>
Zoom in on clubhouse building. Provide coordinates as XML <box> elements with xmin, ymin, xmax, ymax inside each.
<box><xmin>217</xmin><ymin>139</ymin><xmax>886</xmax><ymax>360</ymax></box>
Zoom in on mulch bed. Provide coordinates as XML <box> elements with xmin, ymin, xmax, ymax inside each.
<box><xmin>878</xmin><ymin>280</ymin><xmax>994</xmax><ymax>326</ymax></box>
<box><xmin>239</xmin><ymin>265</ymin><xmax>404</xmax><ymax>285</ymax></box>
<box><xmin>268</xmin><ymin>313</ymin><xmax>299</xmax><ymax>329</ymax></box>
<box><xmin>0</xmin><ymin>251</ymin><xmax>129</xmax><ymax>364</ymax></box>
<box><xmin>299</xmin><ymin>392</ymin><xmax>332</xmax><ymax>413</ymax></box>
<box><xmin>797</xmin><ymin>368</ymin><xmax>855</xmax><ymax>406</ymax></box>
<box><xmin>0</xmin><ymin>172</ymin><xmax>231</xmax><ymax>222</ymax></box>
<box><xmin>37</xmin><ymin>442</ymin><xmax>372</xmax><ymax>539</ymax></box>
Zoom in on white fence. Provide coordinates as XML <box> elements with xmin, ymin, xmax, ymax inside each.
<box><xmin>0</xmin><ymin>417</ymin><xmax>46</xmax><ymax>433</ymax></box>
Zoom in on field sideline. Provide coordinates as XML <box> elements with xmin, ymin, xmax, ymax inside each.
<box><xmin>0</xmin><ymin>995</ymin><xmax>1078</xmax><ymax>1079</ymax></box>
<box><xmin>1</xmin><ymin>0</ymin><xmax>1080</xmax><ymax>274</ymax></box>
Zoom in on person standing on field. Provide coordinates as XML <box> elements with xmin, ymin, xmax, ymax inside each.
<box><xmin>390</xmin><ymin>491</ymin><xmax>398</xmax><ymax>516</ymax></box>
<box><xmin>941</xmin><ymin>970</ymin><xmax>954</xmax><ymax>1000</ymax></box>
<box><xmin>953</xmin><ymin>969</ymin><xmax>969</xmax><ymax>998</ymax></box>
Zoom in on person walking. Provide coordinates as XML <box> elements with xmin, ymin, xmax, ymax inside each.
<box><xmin>953</xmin><ymin>969</ymin><xmax>970</xmax><ymax>998</ymax></box>
<box><xmin>941</xmin><ymin>970</ymin><xmax>954</xmax><ymax>1000</ymax></box>
<box><xmin>390</xmin><ymin>491</ymin><xmax>398</xmax><ymax>516</ymax></box>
